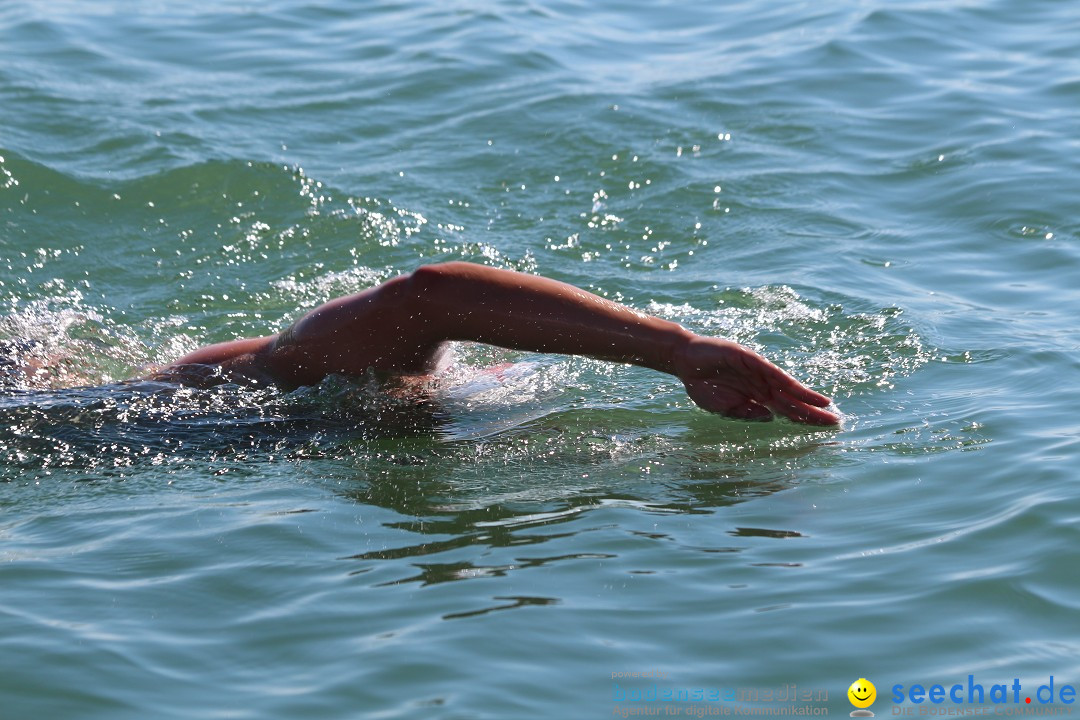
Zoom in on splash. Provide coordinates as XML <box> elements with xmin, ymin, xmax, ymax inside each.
<box><xmin>0</xmin><ymin>372</ymin><xmax>447</xmax><ymax>480</ymax></box>
<box><xmin>646</xmin><ymin>284</ymin><xmax>933</xmax><ymax>398</ymax></box>
<box><xmin>0</xmin><ymin>291</ymin><xmax>152</xmax><ymax>389</ymax></box>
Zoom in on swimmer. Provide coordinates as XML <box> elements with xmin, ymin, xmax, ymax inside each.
<box><xmin>157</xmin><ymin>262</ymin><xmax>839</xmax><ymax>425</ymax></box>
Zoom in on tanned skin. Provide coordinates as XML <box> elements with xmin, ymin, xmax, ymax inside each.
<box><xmin>161</xmin><ymin>262</ymin><xmax>839</xmax><ymax>425</ymax></box>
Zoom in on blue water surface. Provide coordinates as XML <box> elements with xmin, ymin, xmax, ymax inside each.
<box><xmin>2</xmin><ymin>0</ymin><xmax>1079</xmax><ymax>718</ymax></box>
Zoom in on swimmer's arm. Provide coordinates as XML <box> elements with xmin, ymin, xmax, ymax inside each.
<box><xmin>264</xmin><ymin>261</ymin><xmax>837</xmax><ymax>425</ymax></box>
<box><xmin>171</xmin><ymin>336</ymin><xmax>277</xmax><ymax>367</ymax></box>
<box><xmin>148</xmin><ymin>335</ymin><xmax>278</xmax><ymax>385</ymax></box>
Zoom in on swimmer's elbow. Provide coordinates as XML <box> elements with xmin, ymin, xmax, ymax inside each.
<box><xmin>404</xmin><ymin>261</ymin><xmax>479</xmax><ymax>305</ymax></box>
<box><xmin>408</xmin><ymin>261</ymin><xmax>477</xmax><ymax>287</ymax></box>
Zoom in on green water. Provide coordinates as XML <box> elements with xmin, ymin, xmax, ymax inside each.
<box><xmin>2</xmin><ymin>1</ymin><xmax>1079</xmax><ymax>718</ymax></box>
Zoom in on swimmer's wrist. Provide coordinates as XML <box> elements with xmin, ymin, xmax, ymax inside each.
<box><xmin>654</xmin><ymin>325</ymin><xmax>696</xmax><ymax>377</ymax></box>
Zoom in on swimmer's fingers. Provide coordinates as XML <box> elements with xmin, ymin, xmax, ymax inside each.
<box><xmin>726</xmin><ymin>399</ymin><xmax>774</xmax><ymax>421</ymax></box>
<box><xmin>748</xmin><ymin>359</ymin><xmax>839</xmax><ymax>424</ymax></box>
<box><xmin>761</xmin><ymin>361</ymin><xmax>832</xmax><ymax>408</ymax></box>
<box><xmin>760</xmin><ymin>389</ymin><xmax>840</xmax><ymax>426</ymax></box>
<box><xmin>675</xmin><ymin>335</ymin><xmax>838</xmax><ymax>425</ymax></box>
<box><xmin>683</xmin><ymin>377</ymin><xmax>838</xmax><ymax>425</ymax></box>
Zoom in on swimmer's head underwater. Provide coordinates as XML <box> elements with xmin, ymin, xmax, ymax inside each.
<box><xmin>8</xmin><ymin>262</ymin><xmax>840</xmax><ymax>426</ymax></box>
<box><xmin>0</xmin><ymin>338</ymin><xmax>55</xmax><ymax>389</ymax></box>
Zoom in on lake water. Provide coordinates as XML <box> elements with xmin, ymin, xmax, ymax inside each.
<box><xmin>2</xmin><ymin>1</ymin><xmax>1079</xmax><ymax>718</ymax></box>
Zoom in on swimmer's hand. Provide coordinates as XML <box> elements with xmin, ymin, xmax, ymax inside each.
<box><xmin>673</xmin><ymin>335</ymin><xmax>838</xmax><ymax>425</ymax></box>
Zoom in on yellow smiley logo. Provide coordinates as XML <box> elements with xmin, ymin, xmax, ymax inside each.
<box><xmin>848</xmin><ymin>678</ymin><xmax>877</xmax><ymax>709</ymax></box>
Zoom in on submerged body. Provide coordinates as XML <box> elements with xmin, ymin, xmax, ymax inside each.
<box><xmin>156</xmin><ymin>263</ymin><xmax>838</xmax><ymax>425</ymax></box>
